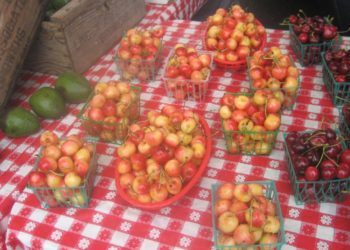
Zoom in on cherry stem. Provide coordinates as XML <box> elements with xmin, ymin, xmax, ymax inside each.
<box><xmin>298</xmin><ymin>9</ymin><xmax>308</xmax><ymax>19</ymax></box>
<box><xmin>315</xmin><ymin>147</ymin><xmax>325</xmax><ymax>169</ymax></box>
<box><xmin>304</xmin><ymin>131</ymin><xmax>326</xmax><ymax>143</ymax></box>
<box><xmin>335</xmin><ymin>96</ymin><xmax>350</xmax><ymax>102</ymax></box>
<box><xmin>322</xmin><ymin>148</ymin><xmax>340</xmax><ymax>167</ymax></box>
<box><xmin>324</xmin><ymin>15</ymin><xmax>332</xmax><ymax>23</ymax></box>
<box><xmin>279</xmin><ymin>21</ymin><xmax>290</xmax><ymax>26</ymax></box>
<box><xmin>49</xmin><ymin>170</ymin><xmax>64</xmax><ymax>177</ymax></box>
<box><xmin>248</xmin><ymin>204</ymin><xmax>253</xmax><ymax>232</ymax></box>
<box><xmin>337</xmin><ymin>27</ymin><xmax>350</xmax><ymax>34</ymax></box>
<box><xmin>301</xmin><ymin>144</ymin><xmax>323</xmax><ymax>155</ymax></box>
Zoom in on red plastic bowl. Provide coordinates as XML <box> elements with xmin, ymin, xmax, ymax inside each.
<box><xmin>114</xmin><ymin>115</ymin><xmax>212</xmax><ymax>210</ymax></box>
<box><xmin>203</xmin><ymin>19</ymin><xmax>267</xmax><ymax>70</ymax></box>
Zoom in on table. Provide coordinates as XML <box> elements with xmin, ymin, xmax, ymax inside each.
<box><xmin>2</xmin><ymin>3</ymin><xmax>350</xmax><ymax>250</ymax></box>
<box><xmin>0</xmin><ymin>1</ymin><xmax>207</xmax><ymax>248</ymax></box>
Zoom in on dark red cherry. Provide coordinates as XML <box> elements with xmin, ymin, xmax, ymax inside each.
<box><xmin>340</xmin><ymin>149</ymin><xmax>350</xmax><ymax>164</ymax></box>
<box><xmin>339</xmin><ymin>64</ymin><xmax>350</xmax><ymax>75</ymax></box>
<box><xmin>325</xmin><ymin>140</ymin><xmax>342</xmax><ymax>159</ymax></box>
<box><xmin>301</xmin><ymin>24</ymin><xmax>311</xmax><ymax>33</ymax></box>
<box><xmin>322</xmin><ymin>24</ymin><xmax>337</xmax><ymax>40</ymax></box>
<box><xmin>337</xmin><ymin>163</ymin><xmax>350</xmax><ymax>179</ymax></box>
<box><xmin>320</xmin><ymin>159</ymin><xmax>337</xmax><ymax>170</ymax></box>
<box><xmin>305</xmin><ymin>166</ymin><xmax>320</xmax><ymax>181</ymax></box>
<box><xmin>309</xmin><ymin>33</ymin><xmax>320</xmax><ymax>43</ymax></box>
<box><xmin>286</xmin><ymin>132</ymin><xmax>299</xmax><ymax>145</ymax></box>
<box><xmin>324</xmin><ymin>51</ymin><xmax>333</xmax><ymax>62</ymax></box>
<box><xmin>293</xmin><ymin>25</ymin><xmax>302</xmax><ymax>34</ymax></box>
<box><xmin>289</xmin><ymin>15</ymin><xmax>298</xmax><ymax>24</ymax></box>
<box><xmin>335</xmin><ymin>75</ymin><xmax>346</xmax><ymax>82</ymax></box>
<box><xmin>293</xmin><ymin>156</ymin><xmax>310</xmax><ymax>175</ymax></box>
<box><xmin>305</xmin><ymin>150</ymin><xmax>321</xmax><ymax>165</ymax></box>
<box><xmin>292</xmin><ymin>141</ymin><xmax>307</xmax><ymax>154</ymax></box>
<box><xmin>325</xmin><ymin>128</ymin><xmax>337</xmax><ymax>140</ymax></box>
<box><xmin>321</xmin><ymin>166</ymin><xmax>337</xmax><ymax>180</ymax></box>
<box><xmin>298</xmin><ymin>32</ymin><xmax>308</xmax><ymax>43</ymax></box>
<box><xmin>297</xmin><ymin>17</ymin><xmax>305</xmax><ymax>25</ymax></box>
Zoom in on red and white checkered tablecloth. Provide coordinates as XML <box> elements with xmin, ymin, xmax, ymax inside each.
<box><xmin>0</xmin><ymin>2</ymin><xmax>206</xmax><ymax>249</ymax></box>
<box><xmin>1</xmin><ymin>18</ymin><xmax>350</xmax><ymax>250</ymax></box>
<box><xmin>1</xmin><ymin>3</ymin><xmax>350</xmax><ymax>250</ymax></box>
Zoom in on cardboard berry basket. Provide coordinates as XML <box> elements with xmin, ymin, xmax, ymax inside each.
<box><xmin>247</xmin><ymin>56</ymin><xmax>300</xmax><ymax>111</ymax></box>
<box><xmin>203</xmin><ymin>19</ymin><xmax>267</xmax><ymax>71</ymax></box>
<box><xmin>114</xmin><ymin>39</ymin><xmax>163</xmax><ymax>82</ymax></box>
<box><xmin>28</xmin><ymin>140</ymin><xmax>97</xmax><ymax>208</ymax></box>
<box><xmin>289</xmin><ymin>24</ymin><xmax>342</xmax><ymax>66</ymax></box>
<box><xmin>221</xmin><ymin>92</ymin><xmax>280</xmax><ymax>155</ymax></box>
<box><xmin>321</xmin><ymin>52</ymin><xmax>350</xmax><ymax>106</ymax></box>
<box><xmin>211</xmin><ymin>181</ymin><xmax>285</xmax><ymax>250</ymax></box>
<box><xmin>114</xmin><ymin>114</ymin><xmax>212</xmax><ymax>210</ymax></box>
<box><xmin>77</xmin><ymin>85</ymin><xmax>141</xmax><ymax>145</ymax></box>
<box><xmin>283</xmin><ymin>130</ymin><xmax>350</xmax><ymax>205</ymax></box>
<box><xmin>162</xmin><ymin>49</ymin><xmax>213</xmax><ymax>102</ymax></box>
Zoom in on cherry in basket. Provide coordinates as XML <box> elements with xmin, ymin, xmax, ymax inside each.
<box><xmin>115</xmin><ymin>105</ymin><xmax>212</xmax><ymax>209</ymax></box>
<box><xmin>28</xmin><ymin>131</ymin><xmax>97</xmax><ymax>208</ymax></box>
<box><xmin>163</xmin><ymin>44</ymin><xmax>213</xmax><ymax>101</ymax></box>
<box><xmin>212</xmin><ymin>181</ymin><xmax>285</xmax><ymax>249</ymax></box>
<box><xmin>248</xmin><ymin>47</ymin><xmax>300</xmax><ymax>110</ymax></box>
<box><xmin>115</xmin><ymin>27</ymin><xmax>164</xmax><ymax>81</ymax></box>
<box><xmin>204</xmin><ymin>5</ymin><xmax>266</xmax><ymax>69</ymax></box>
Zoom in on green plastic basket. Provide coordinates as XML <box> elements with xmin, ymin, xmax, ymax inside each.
<box><xmin>28</xmin><ymin>141</ymin><xmax>98</xmax><ymax>208</ymax></box>
<box><xmin>283</xmin><ymin>130</ymin><xmax>350</xmax><ymax>204</ymax></box>
<box><xmin>162</xmin><ymin>49</ymin><xmax>213</xmax><ymax>102</ymax></box>
<box><xmin>247</xmin><ymin>56</ymin><xmax>300</xmax><ymax>111</ymax></box>
<box><xmin>77</xmin><ymin>85</ymin><xmax>141</xmax><ymax>145</ymax></box>
<box><xmin>211</xmin><ymin>181</ymin><xmax>285</xmax><ymax>250</ymax></box>
<box><xmin>221</xmin><ymin>92</ymin><xmax>280</xmax><ymax>155</ymax></box>
<box><xmin>289</xmin><ymin>24</ymin><xmax>342</xmax><ymax>66</ymax></box>
<box><xmin>338</xmin><ymin>105</ymin><xmax>350</xmax><ymax>148</ymax></box>
<box><xmin>321</xmin><ymin>52</ymin><xmax>350</xmax><ymax>106</ymax></box>
<box><xmin>114</xmin><ymin>40</ymin><xmax>163</xmax><ymax>82</ymax></box>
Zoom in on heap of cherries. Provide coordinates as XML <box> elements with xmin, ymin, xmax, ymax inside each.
<box><xmin>324</xmin><ymin>49</ymin><xmax>350</xmax><ymax>83</ymax></box>
<box><xmin>287</xmin><ymin>11</ymin><xmax>338</xmax><ymax>44</ymax></box>
<box><xmin>285</xmin><ymin>128</ymin><xmax>350</xmax><ymax>182</ymax></box>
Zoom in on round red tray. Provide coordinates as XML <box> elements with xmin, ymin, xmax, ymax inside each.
<box><xmin>203</xmin><ymin>19</ymin><xmax>267</xmax><ymax>71</ymax></box>
<box><xmin>114</xmin><ymin>115</ymin><xmax>213</xmax><ymax>209</ymax></box>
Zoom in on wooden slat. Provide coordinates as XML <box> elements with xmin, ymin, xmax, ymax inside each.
<box><xmin>24</xmin><ymin>21</ymin><xmax>73</xmax><ymax>75</ymax></box>
<box><xmin>24</xmin><ymin>0</ymin><xmax>146</xmax><ymax>75</ymax></box>
<box><xmin>65</xmin><ymin>0</ymin><xmax>147</xmax><ymax>73</ymax></box>
<box><xmin>0</xmin><ymin>0</ymin><xmax>49</xmax><ymax>111</ymax></box>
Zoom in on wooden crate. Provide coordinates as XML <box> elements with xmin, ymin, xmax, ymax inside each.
<box><xmin>0</xmin><ymin>0</ymin><xmax>50</xmax><ymax>111</ymax></box>
<box><xmin>24</xmin><ymin>0</ymin><xmax>146</xmax><ymax>75</ymax></box>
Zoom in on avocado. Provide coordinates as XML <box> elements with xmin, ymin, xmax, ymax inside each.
<box><xmin>55</xmin><ymin>72</ymin><xmax>92</xmax><ymax>104</ymax></box>
<box><xmin>0</xmin><ymin>107</ymin><xmax>40</xmax><ymax>138</ymax></box>
<box><xmin>51</xmin><ymin>0</ymin><xmax>70</xmax><ymax>11</ymax></box>
<box><xmin>29</xmin><ymin>87</ymin><xmax>66</xmax><ymax>119</ymax></box>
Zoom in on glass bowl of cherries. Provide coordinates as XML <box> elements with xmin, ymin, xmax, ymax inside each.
<box><xmin>284</xmin><ymin>128</ymin><xmax>350</xmax><ymax>204</ymax></box>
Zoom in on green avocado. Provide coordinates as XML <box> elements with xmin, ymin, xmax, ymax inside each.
<box><xmin>29</xmin><ymin>87</ymin><xmax>66</xmax><ymax>119</ymax></box>
<box><xmin>0</xmin><ymin>107</ymin><xmax>40</xmax><ymax>138</ymax></box>
<box><xmin>51</xmin><ymin>0</ymin><xmax>70</xmax><ymax>11</ymax></box>
<box><xmin>55</xmin><ymin>72</ymin><xmax>92</xmax><ymax>104</ymax></box>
